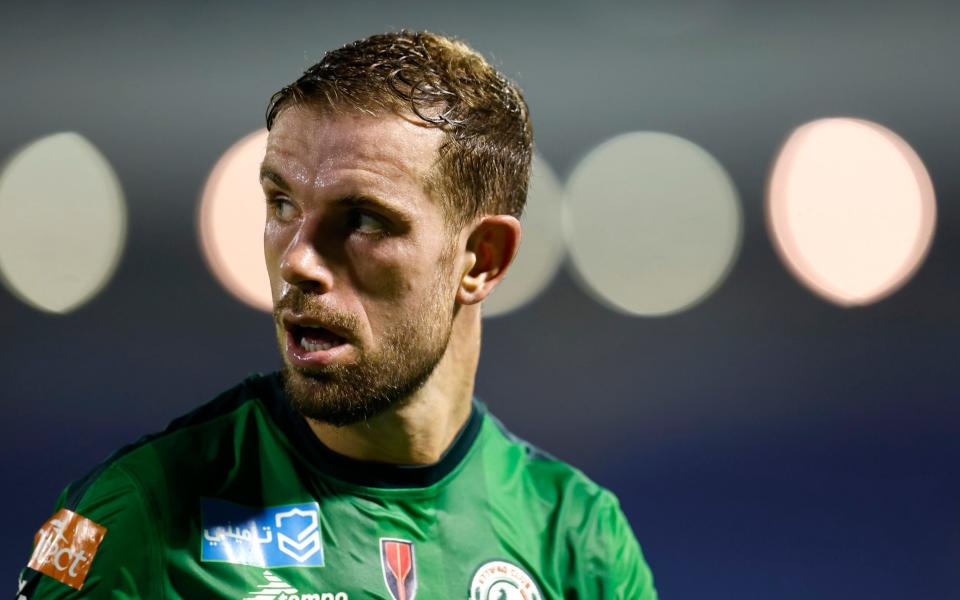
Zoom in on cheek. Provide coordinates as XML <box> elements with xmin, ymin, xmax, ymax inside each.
<box><xmin>348</xmin><ymin>240</ymin><xmax>416</xmax><ymax>300</ymax></box>
<box><xmin>347</xmin><ymin>236</ymin><xmax>453</xmax><ymax>312</ymax></box>
<box><xmin>263</xmin><ymin>224</ymin><xmax>289</xmax><ymax>288</ymax></box>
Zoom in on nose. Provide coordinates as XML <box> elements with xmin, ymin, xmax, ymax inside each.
<box><xmin>278</xmin><ymin>232</ymin><xmax>334</xmax><ymax>294</ymax></box>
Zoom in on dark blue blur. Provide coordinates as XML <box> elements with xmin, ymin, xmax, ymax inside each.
<box><xmin>2</xmin><ymin>2</ymin><xmax>958</xmax><ymax>598</ymax></box>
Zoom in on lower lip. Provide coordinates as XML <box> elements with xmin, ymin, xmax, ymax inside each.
<box><xmin>285</xmin><ymin>330</ymin><xmax>352</xmax><ymax>368</ymax></box>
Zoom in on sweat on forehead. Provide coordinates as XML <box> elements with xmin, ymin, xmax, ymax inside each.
<box><xmin>263</xmin><ymin>108</ymin><xmax>445</xmax><ymax>194</ymax></box>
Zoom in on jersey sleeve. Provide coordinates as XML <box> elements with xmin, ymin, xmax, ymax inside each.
<box><xmin>18</xmin><ymin>464</ymin><xmax>162</xmax><ymax>599</ymax></box>
<box><xmin>566</xmin><ymin>489</ymin><xmax>658</xmax><ymax>599</ymax></box>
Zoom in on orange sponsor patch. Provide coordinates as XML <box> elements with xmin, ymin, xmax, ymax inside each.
<box><xmin>28</xmin><ymin>508</ymin><xmax>107</xmax><ymax>590</ymax></box>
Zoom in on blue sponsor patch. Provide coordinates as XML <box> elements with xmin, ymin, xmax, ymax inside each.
<box><xmin>201</xmin><ymin>498</ymin><xmax>324</xmax><ymax>568</ymax></box>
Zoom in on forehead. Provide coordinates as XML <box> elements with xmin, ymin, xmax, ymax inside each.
<box><xmin>262</xmin><ymin>107</ymin><xmax>444</xmax><ymax>193</ymax></box>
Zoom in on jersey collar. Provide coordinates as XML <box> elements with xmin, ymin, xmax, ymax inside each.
<box><xmin>260</xmin><ymin>371</ymin><xmax>483</xmax><ymax>489</ymax></box>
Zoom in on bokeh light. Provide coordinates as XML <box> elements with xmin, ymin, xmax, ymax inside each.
<box><xmin>767</xmin><ymin>118</ymin><xmax>936</xmax><ymax>306</ymax></box>
<box><xmin>0</xmin><ymin>132</ymin><xmax>126</xmax><ymax>314</ymax></box>
<box><xmin>483</xmin><ymin>154</ymin><xmax>565</xmax><ymax>317</ymax></box>
<box><xmin>564</xmin><ymin>132</ymin><xmax>742</xmax><ymax>316</ymax></box>
<box><xmin>198</xmin><ymin>129</ymin><xmax>272</xmax><ymax>312</ymax></box>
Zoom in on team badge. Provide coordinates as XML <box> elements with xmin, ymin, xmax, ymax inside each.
<box><xmin>201</xmin><ymin>498</ymin><xmax>324</xmax><ymax>568</ymax></box>
<box><xmin>469</xmin><ymin>560</ymin><xmax>542</xmax><ymax>600</ymax></box>
<box><xmin>380</xmin><ymin>538</ymin><xmax>417</xmax><ymax>600</ymax></box>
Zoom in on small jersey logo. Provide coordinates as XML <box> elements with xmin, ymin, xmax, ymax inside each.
<box><xmin>469</xmin><ymin>560</ymin><xmax>542</xmax><ymax>600</ymax></box>
<box><xmin>17</xmin><ymin>571</ymin><xmax>29</xmax><ymax>600</ymax></box>
<box><xmin>27</xmin><ymin>508</ymin><xmax>107</xmax><ymax>590</ymax></box>
<box><xmin>201</xmin><ymin>498</ymin><xmax>324</xmax><ymax>568</ymax></box>
<box><xmin>242</xmin><ymin>570</ymin><xmax>348</xmax><ymax>600</ymax></box>
<box><xmin>380</xmin><ymin>538</ymin><xmax>417</xmax><ymax>600</ymax></box>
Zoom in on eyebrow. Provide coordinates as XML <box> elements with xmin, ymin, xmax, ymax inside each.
<box><xmin>259</xmin><ymin>165</ymin><xmax>290</xmax><ymax>192</ymax></box>
<box><xmin>259</xmin><ymin>164</ymin><xmax>413</xmax><ymax>223</ymax></box>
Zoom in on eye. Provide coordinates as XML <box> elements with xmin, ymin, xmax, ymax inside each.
<box><xmin>350</xmin><ymin>211</ymin><xmax>387</xmax><ymax>235</ymax></box>
<box><xmin>268</xmin><ymin>196</ymin><xmax>298</xmax><ymax>222</ymax></box>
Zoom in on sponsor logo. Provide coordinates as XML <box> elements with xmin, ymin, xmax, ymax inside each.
<box><xmin>27</xmin><ymin>508</ymin><xmax>106</xmax><ymax>590</ymax></box>
<box><xmin>242</xmin><ymin>570</ymin><xmax>348</xmax><ymax>600</ymax></box>
<box><xmin>202</xmin><ymin>499</ymin><xmax>324</xmax><ymax>568</ymax></box>
<box><xmin>469</xmin><ymin>560</ymin><xmax>542</xmax><ymax>600</ymax></box>
<box><xmin>380</xmin><ymin>538</ymin><xmax>417</xmax><ymax>600</ymax></box>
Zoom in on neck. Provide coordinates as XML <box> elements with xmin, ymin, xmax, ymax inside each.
<box><xmin>306</xmin><ymin>305</ymin><xmax>481</xmax><ymax>465</ymax></box>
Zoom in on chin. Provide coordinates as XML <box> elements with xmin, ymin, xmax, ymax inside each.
<box><xmin>280</xmin><ymin>365</ymin><xmax>397</xmax><ymax>427</ymax></box>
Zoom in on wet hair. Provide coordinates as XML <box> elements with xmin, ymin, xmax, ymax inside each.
<box><xmin>266</xmin><ymin>30</ymin><xmax>533</xmax><ymax>226</ymax></box>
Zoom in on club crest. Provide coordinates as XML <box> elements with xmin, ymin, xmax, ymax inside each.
<box><xmin>469</xmin><ymin>560</ymin><xmax>542</xmax><ymax>600</ymax></box>
<box><xmin>380</xmin><ymin>538</ymin><xmax>417</xmax><ymax>600</ymax></box>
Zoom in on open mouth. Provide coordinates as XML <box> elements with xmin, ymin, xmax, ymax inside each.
<box><xmin>289</xmin><ymin>324</ymin><xmax>347</xmax><ymax>353</ymax></box>
<box><xmin>280</xmin><ymin>313</ymin><xmax>355</xmax><ymax>368</ymax></box>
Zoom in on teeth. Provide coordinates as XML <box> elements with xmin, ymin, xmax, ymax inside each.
<box><xmin>301</xmin><ymin>337</ymin><xmax>334</xmax><ymax>352</ymax></box>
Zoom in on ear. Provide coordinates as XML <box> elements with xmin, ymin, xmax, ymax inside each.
<box><xmin>457</xmin><ymin>215</ymin><xmax>522</xmax><ymax>305</ymax></box>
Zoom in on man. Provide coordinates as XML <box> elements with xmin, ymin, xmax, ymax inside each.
<box><xmin>19</xmin><ymin>31</ymin><xmax>657</xmax><ymax>599</ymax></box>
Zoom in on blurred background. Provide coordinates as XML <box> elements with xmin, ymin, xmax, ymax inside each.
<box><xmin>2</xmin><ymin>1</ymin><xmax>958</xmax><ymax>597</ymax></box>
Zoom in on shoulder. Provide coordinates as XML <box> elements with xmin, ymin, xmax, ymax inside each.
<box><xmin>85</xmin><ymin>372</ymin><xmax>278</xmax><ymax>485</ymax></box>
<box><xmin>68</xmin><ymin>372</ymin><xmax>282</xmax><ymax>510</ymax></box>
<box><xmin>479</xmin><ymin>407</ymin><xmax>609</xmax><ymax>509</ymax></box>
<box><xmin>19</xmin><ymin>373</ymin><xmax>280</xmax><ymax>598</ymax></box>
<box><xmin>479</xmin><ymin>408</ymin><xmax>658</xmax><ymax>599</ymax></box>
<box><xmin>20</xmin><ymin>433</ymin><xmax>165</xmax><ymax>597</ymax></box>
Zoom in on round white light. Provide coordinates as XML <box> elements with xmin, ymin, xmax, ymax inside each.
<box><xmin>198</xmin><ymin>129</ymin><xmax>272</xmax><ymax>312</ymax></box>
<box><xmin>767</xmin><ymin>118</ymin><xmax>936</xmax><ymax>306</ymax></box>
<box><xmin>565</xmin><ymin>132</ymin><xmax>742</xmax><ymax>316</ymax></box>
<box><xmin>483</xmin><ymin>154</ymin><xmax>565</xmax><ymax>317</ymax></box>
<box><xmin>0</xmin><ymin>132</ymin><xmax>126</xmax><ymax>314</ymax></box>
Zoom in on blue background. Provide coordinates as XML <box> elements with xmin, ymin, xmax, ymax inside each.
<box><xmin>2</xmin><ymin>1</ymin><xmax>958</xmax><ymax>597</ymax></box>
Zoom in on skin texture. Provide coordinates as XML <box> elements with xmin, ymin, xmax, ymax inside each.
<box><xmin>262</xmin><ymin>106</ymin><xmax>521</xmax><ymax>465</ymax></box>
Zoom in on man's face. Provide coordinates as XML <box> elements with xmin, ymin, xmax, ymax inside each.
<box><xmin>261</xmin><ymin>107</ymin><xmax>461</xmax><ymax>426</ymax></box>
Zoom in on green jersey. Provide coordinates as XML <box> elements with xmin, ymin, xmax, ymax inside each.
<box><xmin>19</xmin><ymin>373</ymin><xmax>656</xmax><ymax>599</ymax></box>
